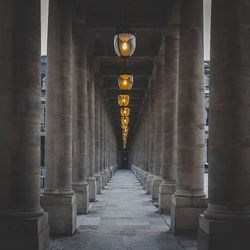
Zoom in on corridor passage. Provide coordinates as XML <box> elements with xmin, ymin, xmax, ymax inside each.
<box><xmin>50</xmin><ymin>170</ymin><xmax>197</xmax><ymax>250</ymax></box>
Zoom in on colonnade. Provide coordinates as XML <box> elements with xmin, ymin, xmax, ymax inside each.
<box><xmin>1</xmin><ymin>0</ymin><xmax>250</xmax><ymax>249</ymax></box>
<box><xmin>131</xmin><ymin>0</ymin><xmax>250</xmax><ymax>249</ymax></box>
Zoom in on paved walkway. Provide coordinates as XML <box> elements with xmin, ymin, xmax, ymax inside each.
<box><xmin>50</xmin><ymin>169</ymin><xmax>197</xmax><ymax>250</ymax></box>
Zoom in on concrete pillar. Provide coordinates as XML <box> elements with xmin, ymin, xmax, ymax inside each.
<box><xmin>72</xmin><ymin>32</ymin><xmax>89</xmax><ymax>214</ymax></box>
<box><xmin>94</xmin><ymin>78</ymin><xmax>102</xmax><ymax>194</ymax></box>
<box><xmin>87</xmin><ymin>63</ymin><xmax>97</xmax><ymax>201</ymax></box>
<box><xmin>151</xmin><ymin>58</ymin><xmax>165</xmax><ymax>202</ymax></box>
<box><xmin>159</xmin><ymin>33</ymin><xmax>179</xmax><ymax>214</ymax></box>
<box><xmin>171</xmin><ymin>0</ymin><xmax>207</xmax><ymax>235</ymax></box>
<box><xmin>198</xmin><ymin>1</ymin><xmax>250</xmax><ymax>249</ymax></box>
<box><xmin>0</xmin><ymin>1</ymin><xmax>49</xmax><ymax>248</ymax></box>
<box><xmin>41</xmin><ymin>0</ymin><xmax>76</xmax><ymax>236</ymax></box>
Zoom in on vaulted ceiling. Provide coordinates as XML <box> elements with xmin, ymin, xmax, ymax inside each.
<box><xmin>73</xmin><ymin>0</ymin><xmax>180</xmax><ymax>150</ymax></box>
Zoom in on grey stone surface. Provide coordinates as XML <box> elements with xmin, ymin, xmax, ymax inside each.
<box><xmin>41</xmin><ymin>194</ymin><xmax>77</xmax><ymax>236</ymax></box>
<box><xmin>0</xmin><ymin>1</ymin><xmax>49</xmax><ymax>248</ymax></box>
<box><xmin>50</xmin><ymin>170</ymin><xmax>197</xmax><ymax>250</ymax></box>
<box><xmin>198</xmin><ymin>1</ymin><xmax>250</xmax><ymax>249</ymax></box>
<box><xmin>172</xmin><ymin>0</ymin><xmax>207</xmax><ymax>234</ymax></box>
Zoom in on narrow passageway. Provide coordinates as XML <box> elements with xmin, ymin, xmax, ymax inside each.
<box><xmin>50</xmin><ymin>170</ymin><xmax>196</xmax><ymax>250</ymax></box>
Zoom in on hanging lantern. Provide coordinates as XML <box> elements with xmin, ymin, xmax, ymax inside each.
<box><xmin>121</xmin><ymin>116</ymin><xmax>129</xmax><ymax>125</ymax></box>
<box><xmin>123</xmin><ymin>127</ymin><xmax>129</xmax><ymax>133</ymax></box>
<box><xmin>118</xmin><ymin>94</ymin><xmax>129</xmax><ymax>106</ymax></box>
<box><xmin>114</xmin><ymin>32</ymin><xmax>136</xmax><ymax>57</ymax></box>
<box><xmin>120</xmin><ymin>107</ymin><xmax>130</xmax><ymax>117</ymax></box>
<box><xmin>118</xmin><ymin>74</ymin><xmax>133</xmax><ymax>90</ymax></box>
<box><xmin>121</xmin><ymin>123</ymin><xmax>128</xmax><ymax>130</ymax></box>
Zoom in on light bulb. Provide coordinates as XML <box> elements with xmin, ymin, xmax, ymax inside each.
<box><xmin>123</xmin><ymin>80</ymin><xmax>127</xmax><ymax>86</ymax></box>
<box><xmin>122</xmin><ymin>42</ymin><xmax>128</xmax><ymax>50</ymax></box>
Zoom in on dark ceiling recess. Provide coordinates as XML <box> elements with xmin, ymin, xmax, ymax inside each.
<box><xmin>73</xmin><ymin>0</ymin><xmax>177</xmax><ymax>150</ymax></box>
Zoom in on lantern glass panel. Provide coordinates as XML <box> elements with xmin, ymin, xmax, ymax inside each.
<box><xmin>121</xmin><ymin>116</ymin><xmax>129</xmax><ymax>125</ymax></box>
<box><xmin>118</xmin><ymin>74</ymin><xmax>133</xmax><ymax>90</ymax></box>
<box><xmin>118</xmin><ymin>95</ymin><xmax>129</xmax><ymax>106</ymax></box>
<box><xmin>114</xmin><ymin>33</ymin><xmax>136</xmax><ymax>57</ymax></box>
<box><xmin>120</xmin><ymin>107</ymin><xmax>130</xmax><ymax>117</ymax></box>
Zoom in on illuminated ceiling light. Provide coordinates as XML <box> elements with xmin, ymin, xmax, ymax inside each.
<box><xmin>114</xmin><ymin>32</ymin><xmax>136</xmax><ymax>57</ymax></box>
<box><xmin>121</xmin><ymin>116</ymin><xmax>129</xmax><ymax>125</ymax></box>
<box><xmin>120</xmin><ymin>107</ymin><xmax>130</xmax><ymax>117</ymax></box>
<box><xmin>118</xmin><ymin>74</ymin><xmax>133</xmax><ymax>90</ymax></box>
<box><xmin>118</xmin><ymin>94</ymin><xmax>129</xmax><ymax>106</ymax></box>
<box><xmin>121</xmin><ymin>123</ymin><xmax>128</xmax><ymax>130</ymax></box>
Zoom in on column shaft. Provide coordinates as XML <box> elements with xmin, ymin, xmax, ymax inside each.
<box><xmin>151</xmin><ymin>59</ymin><xmax>165</xmax><ymax>202</ymax></box>
<box><xmin>41</xmin><ymin>0</ymin><xmax>76</xmax><ymax>235</ymax></box>
<box><xmin>171</xmin><ymin>0</ymin><xmax>207</xmax><ymax>235</ymax></box>
<box><xmin>159</xmin><ymin>35</ymin><xmax>179</xmax><ymax>214</ymax></box>
<box><xmin>0</xmin><ymin>1</ymin><xmax>49</xmax><ymax>248</ymax></box>
<box><xmin>198</xmin><ymin>1</ymin><xmax>250</xmax><ymax>249</ymax></box>
<box><xmin>87</xmin><ymin>63</ymin><xmax>97</xmax><ymax>201</ymax></box>
<box><xmin>72</xmin><ymin>33</ymin><xmax>89</xmax><ymax>214</ymax></box>
<box><xmin>94</xmin><ymin>78</ymin><xmax>102</xmax><ymax>194</ymax></box>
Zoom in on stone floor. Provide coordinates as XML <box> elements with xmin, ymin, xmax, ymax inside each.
<box><xmin>50</xmin><ymin>169</ymin><xmax>197</xmax><ymax>250</ymax></box>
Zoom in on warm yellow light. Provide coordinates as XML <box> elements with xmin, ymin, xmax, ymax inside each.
<box><xmin>118</xmin><ymin>74</ymin><xmax>133</xmax><ymax>90</ymax></box>
<box><xmin>118</xmin><ymin>95</ymin><xmax>129</xmax><ymax>106</ymax></box>
<box><xmin>121</xmin><ymin>123</ymin><xmax>128</xmax><ymax>130</ymax></box>
<box><xmin>120</xmin><ymin>107</ymin><xmax>130</xmax><ymax>117</ymax></box>
<box><xmin>122</xmin><ymin>42</ymin><xmax>128</xmax><ymax>50</ymax></box>
<box><xmin>121</xmin><ymin>116</ymin><xmax>129</xmax><ymax>125</ymax></box>
<box><xmin>114</xmin><ymin>33</ymin><xmax>136</xmax><ymax>57</ymax></box>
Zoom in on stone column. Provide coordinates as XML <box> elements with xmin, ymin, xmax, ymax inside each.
<box><xmin>0</xmin><ymin>1</ymin><xmax>49</xmax><ymax>248</ymax></box>
<box><xmin>41</xmin><ymin>0</ymin><xmax>76</xmax><ymax>236</ymax></box>
<box><xmin>72</xmin><ymin>32</ymin><xmax>89</xmax><ymax>214</ymax></box>
<box><xmin>94</xmin><ymin>78</ymin><xmax>102</xmax><ymax>194</ymax></box>
<box><xmin>198</xmin><ymin>1</ymin><xmax>250</xmax><ymax>249</ymax></box>
<box><xmin>151</xmin><ymin>58</ymin><xmax>165</xmax><ymax>202</ymax></box>
<box><xmin>146</xmin><ymin>84</ymin><xmax>155</xmax><ymax>194</ymax></box>
<box><xmin>100</xmin><ymin>94</ymin><xmax>106</xmax><ymax>188</ymax></box>
<box><xmin>171</xmin><ymin>0</ymin><xmax>207</xmax><ymax>235</ymax></box>
<box><xmin>159</xmin><ymin>33</ymin><xmax>179</xmax><ymax>214</ymax></box>
<box><xmin>87</xmin><ymin>63</ymin><xmax>97</xmax><ymax>201</ymax></box>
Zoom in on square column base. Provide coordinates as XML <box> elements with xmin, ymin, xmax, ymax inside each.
<box><xmin>151</xmin><ymin>177</ymin><xmax>162</xmax><ymax>202</ymax></box>
<box><xmin>198</xmin><ymin>214</ymin><xmax>250</xmax><ymax>250</ymax></box>
<box><xmin>100</xmin><ymin>172</ymin><xmax>106</xmax><ymax>189</ymax></box>
<box><xmin>171</xmin><ymin>195</ymin><xmax>207</xmax><ymax>235</ymax></box>
<box><xmin>72</xmin><ymin>182</ymin><xmax>89</xmax><ymax>214</ymax></box>
<box><xmin>41</xmin><ymin>193</ymin><xmax>77</xmax><ymax>236</ymax></box>
<box><xmin>88</xmin><ymin>177</ymin><xmax>97</xmax><ymax>202</ymax></box>
<box><xmin>158</xmin><ymin>182</ymin><xmax>176</xmax><ymax>214</ymax></box>
<box><xmin>95</xmin><ymin>174</ymin><xmax>102</xmax><ymax>194</ymax></box>
<box><xmin>0</xmin><ymin>212</ymin><xmax>49</xmax><ymax>250</ymax></box>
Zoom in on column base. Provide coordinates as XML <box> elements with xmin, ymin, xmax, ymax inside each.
<box><xmin>171</xmin><ymin>195</ymin><xmax>207</xmax><ymax>235</ymax></box>
<box><xmin>146</xmin><ymin>175</ymin><xmax>154</xmax><ymax>195</ymax></box>
<box><xmin>158</xmin><ymin>182</ymin><xmax>176</xmax><ymax>214</ymax></box>
<box><xmin>41</xmin><ymin>193</ymin><xmax>77</xmax><ymax>235</ymax></box>
<box><xmin>95</xmin><ymin>174</ymin><xmax>102</xmax><ymax>194</ymax></box>
<box><xmin>151</xmin><ymin>176</ymin><xmax>162</xmax><ymax>202</ymax></box>
<box><xmin>198</xmin><ymin>214</ymin><xmax>250</xmax><ymax>250</ymax></box>
<box><xmin>88</xmin><ymin>177</ymin><xmax>97</xmax><ymax>202</ymax></box>
<box><xmin>100</xmin><ymin>172</ymin><xmax>106</xmax><ymax>189</ymax></box>
<box><xmin>0</xmin><ymin>212</ymin><xmax>49</xmax><ymax>250</ymax></box>
<box><xmin>72</xmin><ymin>182</ymin><xmax>89</xmax><ymax>214</ymax></box>
<box><xmin>142</xmin><ymin>173</ymin><xmax>149</xmax><ymax>190</ymax></box>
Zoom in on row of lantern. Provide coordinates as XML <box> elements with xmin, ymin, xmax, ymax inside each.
<box><xmin>113</xmin><ymin>5</ymin><xmax>136</xmax><ymax>149</ymax></box>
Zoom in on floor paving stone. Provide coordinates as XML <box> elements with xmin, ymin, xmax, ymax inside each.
<box><xmin>50</xmin><ymin>169</ymin><xmax>197</xmax><ymax>250</ymax></box>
